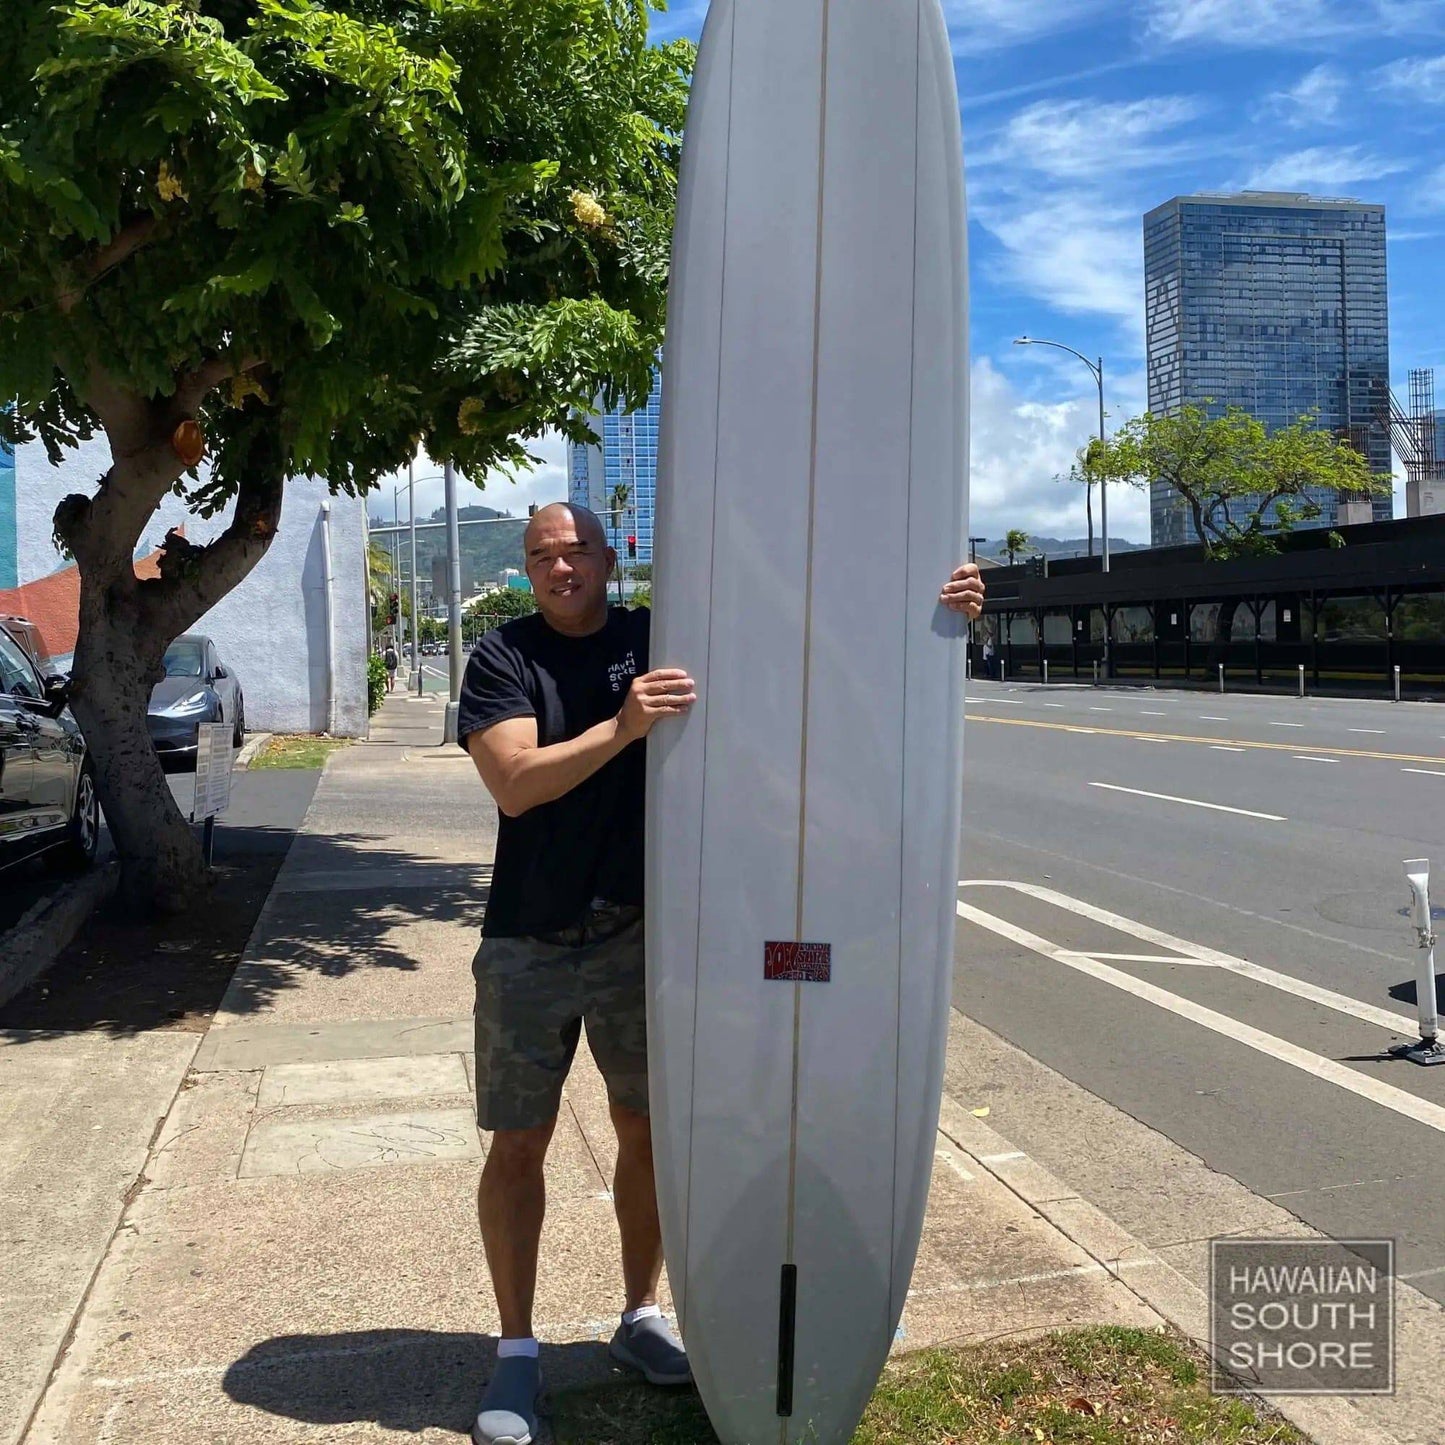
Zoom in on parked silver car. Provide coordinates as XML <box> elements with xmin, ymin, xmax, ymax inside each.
<box><xmin>146</xmin><ymin>635</ymin><xmax>245</xmax><ymax>767</ymax></box>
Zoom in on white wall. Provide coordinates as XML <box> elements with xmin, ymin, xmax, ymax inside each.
<box><xmin>14</xmin><ymin>439</ymin><xmax>370</xmax><ymax>737</ymax></box>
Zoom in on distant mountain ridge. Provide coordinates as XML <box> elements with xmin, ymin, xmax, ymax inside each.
<box><xmin>370</xmin><ymin>502</ymin><xmax>526</xmax><ymax>593</ymax></box>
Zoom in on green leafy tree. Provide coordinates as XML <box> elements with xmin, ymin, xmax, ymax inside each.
<box><xmin>1003</xmin><ymin>529</ymin><xmax>1029</xmax><ymax>566</ymax></box>
<box><xmin>0</xmin><ymin>0</ymin><xmax>689</xmax><ymax>909</ymax></box>
<box><xmin>1098</xmin><ymin>405</ymin><xmax>1385</xmax><ymax>561</ymax></box>
<box><xmin>465</xmin><ymin>585</ymin><xmax>537</xmax><ymax>637</ymax></box>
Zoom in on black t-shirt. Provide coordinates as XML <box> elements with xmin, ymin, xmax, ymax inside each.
<box><xmin>456</xmin><ymin>606</ymin><xmax>649</xmax><ymax>937</ymax></box>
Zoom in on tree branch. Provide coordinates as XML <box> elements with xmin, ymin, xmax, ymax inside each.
<box><xmin>142</xmin><ymin>464</ymin><xmax>285</xmax><ymax>637</ymax></box>
<box><xmin>57</xmin><ymin>216</ymin><xmax>161</xmax><ymax>315</ymax></box>
<box><xmin>169</xmin><ymin>354</ymin><xmax>264</xmax><ymax>424</ymax></box>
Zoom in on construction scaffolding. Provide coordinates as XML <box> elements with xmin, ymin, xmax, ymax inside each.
<box><xmin>1391</xmin><ymin>368</ymin><xmax>1444</xmax><ymax>517</ymax></box>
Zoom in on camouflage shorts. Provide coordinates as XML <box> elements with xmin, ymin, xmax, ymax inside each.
<box><xmin>472</xmin><ymin>908</ymin><xmax>648</xmax><ymax>1132</ymax></box>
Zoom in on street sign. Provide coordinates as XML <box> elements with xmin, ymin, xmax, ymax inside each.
<box><xmin>192</xmin><ymin>722</ymin><xmax>234</xmax><ymax>824</ymax></box>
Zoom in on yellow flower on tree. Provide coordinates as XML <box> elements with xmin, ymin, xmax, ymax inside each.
<box><xmin>157</xmin><ymin>160</ymin><xmax>188</xmax><ymax>203</ymax></box>
<box><xmin>458</xmin><ymin>396</ymin><xmax>486</xmax><ymax>435</ymax></box>
<box><xmin>570</xmin><ymin>189</ymin><xmax>608</xmax><ymax>230</ymax></box>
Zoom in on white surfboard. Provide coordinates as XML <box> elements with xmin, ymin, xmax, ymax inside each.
<box><xmin>646</xmin><ymin>0</ymin><xmax>968</xmax><ymax>1440</ymax></box>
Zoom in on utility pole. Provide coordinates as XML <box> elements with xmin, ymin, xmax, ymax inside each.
<box><xmin>408</xmin><ymin>460</ymin><xmax>421</xmax><ymax>695</ymax></box>
<box><xmin>443</xmin><ymin>460</ymin><xmax>464</xmax><ymax>744</ymax></box>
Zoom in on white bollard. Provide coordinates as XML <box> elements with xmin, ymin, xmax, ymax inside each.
<box><xmin>1395</xmin><ymin>664</ymin><xmax>1402</xmax><ymax>703</ymax></box>
<box><xmin>1043</xmin><ymin>660</ymin><xmax>1049</xmax><ymax>686</ymax></box>
<box><xmin>1218</xmin><ymin>663</ymin><xmax>1225</xmax><ymax>694</ymax></box>
<box><xmin>1394</xmin><ymin>861</ymin><xmax>1444</xmax><ymax>1065</ymax></box>
<box><xmin>1298</xmin><ymin>664</ymin><xmax>1305</xmax><ymax>699</ymax></box>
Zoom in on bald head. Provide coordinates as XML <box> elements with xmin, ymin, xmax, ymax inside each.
<box><xmin>522</xmin><ymin>502</ymin><xmax>615</xmax><ymax>636</ymax></box>
<box><xmin>524</xmin><ymin>503</ymin><xmax>606</xmax><ymax>556</ymax></box>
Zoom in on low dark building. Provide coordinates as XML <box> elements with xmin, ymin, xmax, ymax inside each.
<box><xmin>976</xmin><ymin>514</ymin><xmax>1445</xmax><ymax>698</ymax></box>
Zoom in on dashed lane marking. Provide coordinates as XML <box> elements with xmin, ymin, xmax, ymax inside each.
<box><xmin>1089</xmin><ymin>782</ymin><xmax>1285</xmax><ymax>822</ymax></box>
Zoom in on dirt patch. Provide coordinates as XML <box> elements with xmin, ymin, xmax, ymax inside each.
<box><xmin>0</xmin><ymin>855</ymin><xmax>282</xmax><ymax>1036</ymax></box>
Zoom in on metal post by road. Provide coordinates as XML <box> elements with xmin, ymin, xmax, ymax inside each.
<box><xmin>1392</xmin><ymin>861</ymin><xmax>1444</xmax><ymax>1065</ymax></box>
<box><xmin>1395</xmin><ymin>664</ymin><xmax>1402</xmax><ymax>703</ymax></box>
<box><xmin>408</xmin><ymin>461</ymin><xmax>421</xmax><ymax>695</ymax></box>
<box><xmin>443</xmin><ymin>460</ymin><xmax>464</xmax><ymax>744</ymax></box>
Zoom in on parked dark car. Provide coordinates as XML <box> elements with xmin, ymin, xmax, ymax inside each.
<box><xmin>0</xmin><ymin>620</ymin><xmax>98</xmax><ymax>874</ymax></box>
<box><xmin>147</xmin><ymin>635</ymin><xmax>245</xmax><ymax>767</ymax></box>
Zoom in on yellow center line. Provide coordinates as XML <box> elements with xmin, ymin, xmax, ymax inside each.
<box><xmin>969</xmin><ymin>713</ymin><xmax>1445</xmax><ymax>766</ymax></box>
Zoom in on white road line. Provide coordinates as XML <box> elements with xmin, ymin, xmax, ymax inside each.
<box><xmin>954</xmin><ymin>898</ymin><xmax>1445</xmax><ymax>1136</ymax></box>
<box><xmin>1269</xmin><ymin>722</ymin><xmax>1305</xmax><ymax>728</ymax></box>
<box><xmin>967</xmin><ymin>698</ymin><xmax>1029</xmax><ymax>707</ymax></box>
<box><xmin>1199</xmin><ymin>715</ymin><xmax>1229</xmax><ymax>721</ymax></box>
<box><xmin>1349</xmin><ymin>729</ymin><xmax>1386</xmax><ymax>735</ymax></box>
<box><xmin>1089</xmin><ymin>782</ymin><xmax>1285</xmax><ymax>822</ymax></box>
<box><xmin>956</xmin><ymin>880</ymin><xmax>1418</xmax><ymax>1035</ymax></box>
<box><xmin>1211</xmin><ymin>745</ymin><xmax>1246</xmax><ymax>753</ymax></box>
<box><xmin>1089</xmin><ymin>707</ymin><xmax>1112</xmax><ymax>712</ymax></box>
<box><xmin>1402</xmin><ymin>768</ymin><xmax>1445</xmax><ymax>778</ymax></box>
<box><xmin>1141</xmin><ymin>710</ymin><xmax>1167</xmax><ymax>716</ymax></box>
<box><xmin>1043</xmin><ymin>703</ymin><xmax>1066</xmax><ymax>708</ymax></box>
<box><xmin>1293</xmin><ymin>756</ymin><xmax>1338</xmax><ymax>765</ymax></box>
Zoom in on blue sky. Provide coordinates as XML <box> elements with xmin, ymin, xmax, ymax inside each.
<box><xmin>407</xmin><ymin>0</ymin><xmax>1445</xmax><ymax>545</ymax></box>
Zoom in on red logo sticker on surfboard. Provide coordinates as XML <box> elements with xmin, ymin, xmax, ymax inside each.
<box><xmin>764</xmin><ymin>941</ymin><xmax>833</xmax><ymax>983</ymax></box>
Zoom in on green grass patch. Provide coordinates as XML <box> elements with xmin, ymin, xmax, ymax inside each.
<box><xmin>550</xmin><ymin>1327</ymin><xmax>1308</xmax><ymax>1445</ymax></box>
<box><xmin>249</xmin><ymin>735</ymin><xmax>351</xmax><ymax>770</ymax></box>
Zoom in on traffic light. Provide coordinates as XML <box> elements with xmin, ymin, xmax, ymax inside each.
<box><xmin>1026</xmin><ymin>555</ymin><xmax>1048</xmax><ymax>579</ymax></box>
<box><xmin>627</xmin><ymin>535</ymin><xmax>637</xmax><ymax>559</ymax></box>
<box><xmin>389</xmin><ymin>591</ymin><xmax>400</xmax><ymax>623</ymax></box>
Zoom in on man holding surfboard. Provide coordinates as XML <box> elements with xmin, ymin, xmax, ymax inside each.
<box><xmin>458</xmin><ymin>501</ymin><xmax>984</xmax><ymax>1445</ymax></box>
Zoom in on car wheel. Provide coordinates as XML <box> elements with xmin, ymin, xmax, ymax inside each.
<box><xmin>232</xmin><ymin>693</ymin><xmax>245</xmax><ymax>747</ymax></box>
<box><xmin>51</xmin><ymin>760</ymin><xmax>99</xmax><ymax>872</ymax></box>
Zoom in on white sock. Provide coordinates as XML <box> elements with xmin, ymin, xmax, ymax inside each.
<box><xmin>497</xmin><ymin>1336</ymin><xmax>539</xmax><ymax>1359</ymax></box>
<box><xmin>622</xmin><ymin>1304</ymin><xmax>663</xmax><ymax>1326</ymax></box>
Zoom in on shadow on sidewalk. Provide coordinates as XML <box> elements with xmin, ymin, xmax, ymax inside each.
<box><xmin>222</xmin><ymin>1330</ymin><xmax>606</xmax><ymax>1434</ymax></box>
<box><xmin>0</xmin><ymin>825</ymin><xmax>491</xmax><ymax>1040</ymax></box>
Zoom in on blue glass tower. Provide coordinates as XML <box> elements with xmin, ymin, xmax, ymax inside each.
<box><xmin>566</xmin><ymin>367</ymin><xmax>661</xmax><ymax>566</ymax></box>
<box><xmin>1144</xmin><ymin>192</ymin><xmax>1392</xmax><ymax>547</ymax></box>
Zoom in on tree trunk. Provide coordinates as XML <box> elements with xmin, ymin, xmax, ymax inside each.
<box><xmin>68</xmin><ymin>572</ymin><xmax>206</xmax><ymax>913</ymax></box>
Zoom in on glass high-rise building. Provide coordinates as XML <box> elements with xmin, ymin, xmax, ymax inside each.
<box><xmin>1144</xmin><ymin>192</ymin><xmax>1392</xmax><ymax>547</ymax></box>
<box><xmin>566</xmin><ymin>366</ymin><xmax>661</xmax><ymax>566</ymax></box>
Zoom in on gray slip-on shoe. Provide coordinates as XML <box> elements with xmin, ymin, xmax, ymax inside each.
<box><xmin>473</xmin><ymin>1355</ymin><xmax>541</xmax><ymax>1445</ymax></box>
<box><xmin>609</xmin><ymin>1314</ymin><xmax>691</xmax><ymax>1386</ymax></box>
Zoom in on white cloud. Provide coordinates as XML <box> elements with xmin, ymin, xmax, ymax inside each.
<box><xmin>945</xmin><ymin>0</ymin><xmax>1115</xmax><ymax>54</ymax></box>
<box><xmin>1375</xmin><ymin>54</ymin><xmax>1445</xmax><ymax>105</ymax></box>
<box><xmin>1143</xmin><ymin>0</ymin><xmax>1440</xmax><ymax>47</ymax></box>
<box><xmin>969</xmin><ymin>96</ymin><xmax>1208</xmax><ymax>340</ymax></box>
<box><xmin>969</xmin><ymin>357</ymin><xmax>1151</xmax><ymax>543</ymax></box>
<box><xmin>1145</xmin><ymin>0</ymin><xmax>1345</xmax><ymax>46</ymax></box>
<box><xmin>369</xmin><ymin>437</ymin><xmax>570</xmax><ymax>542</ymax></box>
<box><xmin>1240</xmin><ymin>144</ymin><xmax>1409</xmax><ymax>191</ymax></box>
<box><xmin>981</xmin><ymin>96</ymin><xmax>1205</xmax><ymax>179</ymax></box>
<box><xmin>1256</xmin><ymin>64</ymin><xmax>1346</xmax><ymax>127</ymax></box>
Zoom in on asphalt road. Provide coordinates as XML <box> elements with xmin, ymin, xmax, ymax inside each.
<box><xmin>956</xmin><ymin>678</ymin><xmax>1445</xmax><ymax>1305</ymax></box>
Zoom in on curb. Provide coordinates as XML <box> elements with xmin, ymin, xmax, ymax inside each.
<box><xmin>935</xmin><ymin>1094</ymin><xmax>1399</xmax><ymax>1445</ymax></box>
<box><xmin>0</xmin><ymin>861</ymin><xmax>119</xmax><ymax>1010</ymax></box>
<box><xmin>233</xmin><ymin>732</ymin><xmax>272</xmax><ymax>770</ymax></box>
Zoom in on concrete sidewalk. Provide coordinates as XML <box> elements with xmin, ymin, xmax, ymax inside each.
<box><xmin>9</xmin><ymin>691</ymin><xmax>1436</xmax><ymax>1443</ymax></box>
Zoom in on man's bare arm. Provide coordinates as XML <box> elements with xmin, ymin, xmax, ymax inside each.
<box><xmin>466</xmin><ymin>669</ymin><xmax>697</xmax><ymax>818</ymax></box>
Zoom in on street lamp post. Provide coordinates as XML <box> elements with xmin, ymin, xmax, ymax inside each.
<box><xmin>443</xmin><ymin>460</ymin><xmax>464</xmax><ymax>744</ymax></box>
<box><xmin>1015</xmin><ymin>335</ymin><xmax>1110</xmax><ymax>678</ymax></box>
<box><xmin>407</xmin><ymin>461</ymin><xmax>420</xmax><ymax>695</ymax></box>
<box><xmin>1014</xmin><ymin>336</ymin><xmax>1109</xmax><ymax>573</ymax></box>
